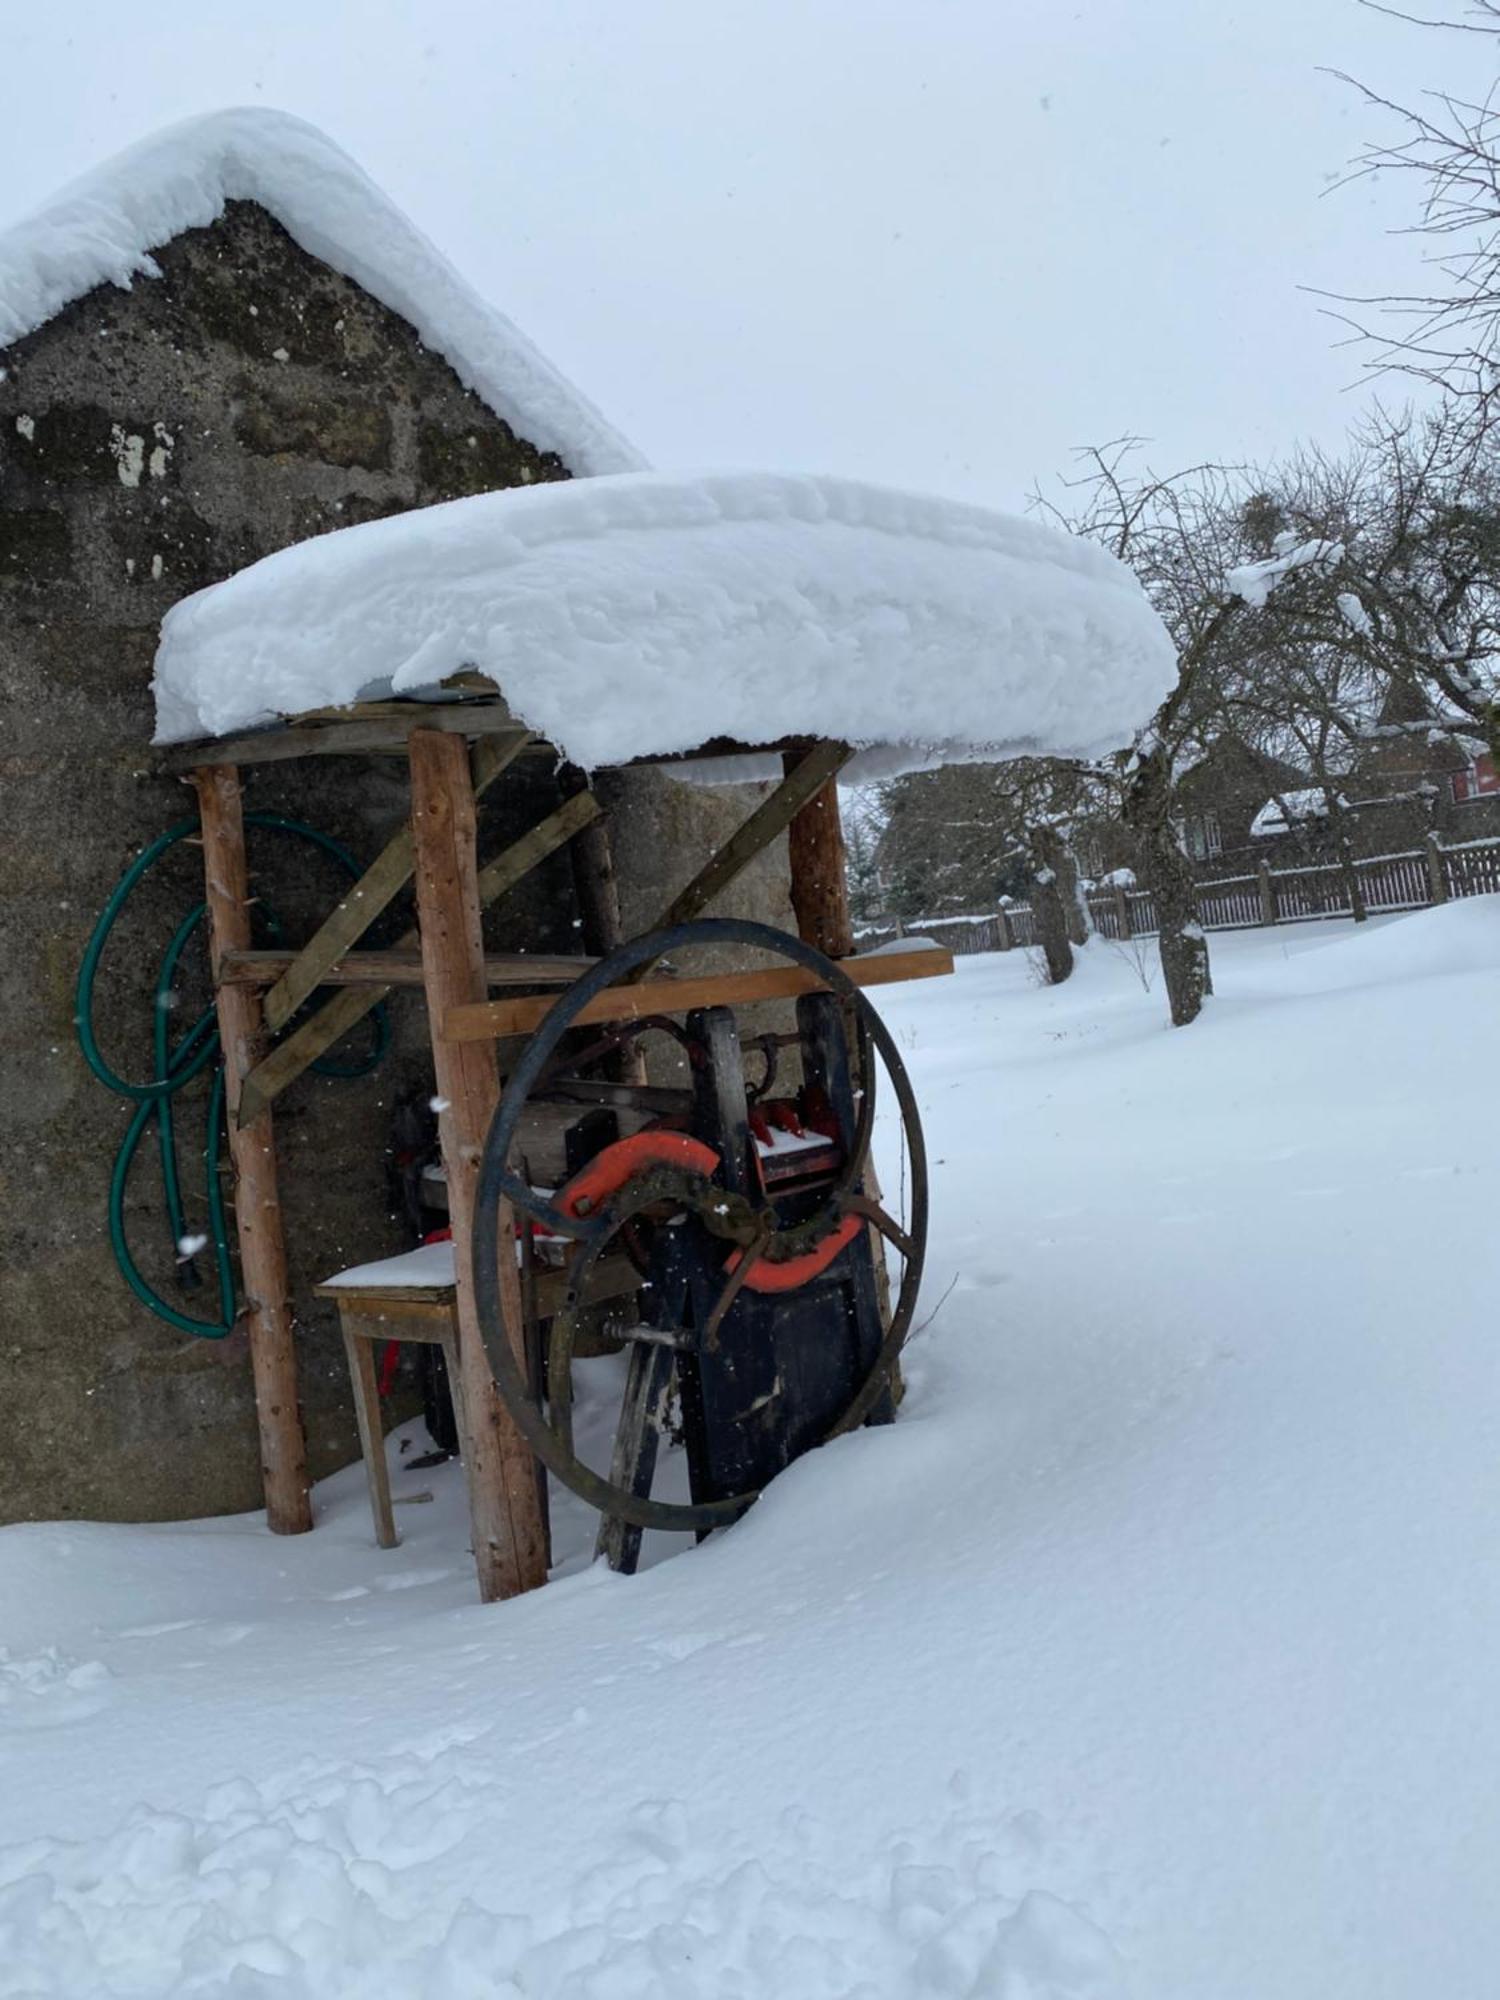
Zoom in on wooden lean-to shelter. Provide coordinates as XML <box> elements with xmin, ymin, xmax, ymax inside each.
<box><xmin>148</xmin><ymin>465</ymin><xmax>1177</xmax><ymax>1600</ymax></box>
<box><xmin>2</xmin><ymin>109</ymin><xmax>1174</xmax><ymax>1581</ymax></box>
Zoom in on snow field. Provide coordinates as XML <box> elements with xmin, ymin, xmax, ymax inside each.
<box><xmin>2</xmin><ymin>901</ymin><xmax>1497</xmax><ymax>1997</ymax></box>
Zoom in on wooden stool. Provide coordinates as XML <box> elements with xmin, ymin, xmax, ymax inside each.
<box><xmin>317</xmin><ymin>1243</ymin><xmax>642</xmax><ymax>1549</ymax></box>
<box><xmin>316</xmin><ymin>1261</ymin><xmax>468</xmax><ymax>1549</ymax></box>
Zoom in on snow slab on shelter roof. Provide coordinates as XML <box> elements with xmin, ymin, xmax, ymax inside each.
<box><xmin>151</xmin><ymin>469</ymin><xmax>1178</xmax><ymax>777</ymax></box>
<box><xmin>0</xmin><ymin>107</ymin><xmax>641</xmax><ymax>479</ymax></box>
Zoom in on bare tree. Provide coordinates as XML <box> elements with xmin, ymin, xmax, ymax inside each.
<box><xmin>1033</xmin><ymin>443</ymin><xmax>1260</xmax><ymax>1024</ymax></box>
<box><xmin>1242</xmin><ymin>407</ymin><xmax>1499</xmax><ymax>767</ymax></box>
<box><xmin>1331</xmin><ymin>3</ymin><xmax>1500</xmax><ymax>436</ymax></box>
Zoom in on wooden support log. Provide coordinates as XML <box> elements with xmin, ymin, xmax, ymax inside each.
<box><xmin>558</xmin><ymin>766</ymin><xmax>647</xmax><ymax>1085</ymax></box>
<box><xmin>442</xmin><ymin>945</ymin><xmax>954</xmax><ymax>1043</ymax></box>
<box><xmin>235</xmin><ymin>789</ymin><xmax>600</xmax><ymax>1128</ymax></box>
<box><xmin>780</xmin><ymin>760</ymin><xmax>898</xmax><ymax>1340</ymax></box>
<box><xmin>409</xmin><ymin>728</ymin><xmax>549</xmax><ymax>1603</ymax></box>
<box><xmin>263</xmin><ymin>733</ymin><xmax>532</xmax><ymax>1032</ymax></box>
<box><xmin>783</xmin><ymin>748</ymin><xmax>853</xmax><ymax>958</ymax></box>
<box><xmin>647</xmin><ymin>740</ymin><xmax>853</xmax><ymax>938</ymax></box>
<box><xmin>194</xmin><ymin>765</ymin><xmax>312</xmax><ymax>1536</ymax></box>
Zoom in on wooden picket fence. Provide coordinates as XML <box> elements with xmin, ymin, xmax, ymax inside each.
<box><xmin>858</xmin><ymin>835</ymin><xmax>1500</xmax><ymax>956</ymax></box>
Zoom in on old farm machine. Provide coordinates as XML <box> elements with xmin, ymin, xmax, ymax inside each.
<box><xmin>471</xmin><ymin>915</ymin><xmax>927</xmax><ymax>1572</ymax></box>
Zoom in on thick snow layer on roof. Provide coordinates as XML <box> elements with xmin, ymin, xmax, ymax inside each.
<box><xmin>0</xmin><ymin>108</ymin><xmax>641</xmax><ymax>478</ymax></box>
<box><xmin>151</xmin><ymin>470</ymin><xmax>1178</xmax><ymax>775</ymax></box>
<box><xmin>1250</xmin><ymin>787</ymin><xmax>1342</xmax><ymax>838</ymax></box>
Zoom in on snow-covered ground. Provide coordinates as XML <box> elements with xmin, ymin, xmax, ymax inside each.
<box><xmin>3</xmin><ymin>903</ymin><xmax>1497</xmax><ymax>1998</ymax></box>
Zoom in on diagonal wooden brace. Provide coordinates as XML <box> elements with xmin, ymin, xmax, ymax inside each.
<box><xmin>235</xmin><ymin>787</ymin><xmax>600</xmax><ymax>1128</ymax></box>
<box><xmin>263</xmin><ymin>733</ymin><xmax>532</xmax><ymax>1033</ymax></box>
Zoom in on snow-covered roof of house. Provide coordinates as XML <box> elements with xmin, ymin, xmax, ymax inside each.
<box><xmin>151</xmin><ymin>469</ymin><xmax>1179</xmax><ymax>778</ymax></box>
<box><xmin>1250</xmin><ymin>787</ymin><xmax>1342</xmax><ymax>839</ymax></box>
<box><xmin>0</xmin><ymin>108</ymin><xmax>641</xmax><ymax>478</ymax></box>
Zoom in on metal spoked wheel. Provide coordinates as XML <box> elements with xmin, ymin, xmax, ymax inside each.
<box><xmin>472</xmin><ymin>918</ymin><xmax>928</xmax><ymax>1536</ymax></box>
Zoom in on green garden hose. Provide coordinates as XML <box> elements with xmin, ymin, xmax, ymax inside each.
<box><xmin>76</xmin><ymin>814</ymin><xmax>388</xmax><ymax>1336</ymax></box>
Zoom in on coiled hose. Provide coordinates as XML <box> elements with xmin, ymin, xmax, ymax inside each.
<box><xmin>75</xmin><ymin>813</ymin><xmax>388</xmax><ymax>1336</ymax></box>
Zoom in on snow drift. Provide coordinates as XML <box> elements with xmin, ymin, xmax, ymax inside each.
<box><xmin>150</xmin><ymin>469</ymin><xmax>1179</xmax><ymax>773</ymax></box>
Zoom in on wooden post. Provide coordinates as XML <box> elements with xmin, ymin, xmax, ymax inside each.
<box><xmin>408</xmin><ymin>729</ymin><xmax>549</xmax><ymax>1602</ymax></box>
<box><xmin>1258</xmin><ymin>859</ymin><xmax>1277</xmax><ymax>927</ymax></box>
<box><xmin>558</xmin><ymin>766</ymin><xmax>646</xmax><ymax>1084</ymax></box>
<box><xmin>194</xmin><ymin>766</ymin><xmax>311</xmax><ymax>1535</ymax></box>
<box><xmin>1425</xmin><ymin>832</ymin><xmax>1448</xmax><ymax>904</ymax></box>
<box><xmin>1112</xmin><ymin>883</ymin><xmax>1132</xmax><ymax>940</ymax></box>
<box><xmin>779</xmin><ymin>752</ymin><xmax>901</xmax><ymax>1346</ymax></box>
<box><xmin>994</xmin><ymin>904</ymin><xmax>1013</xmax><ymax>951</ymax></box>
<box><xmin>783</xmin><ymin>751</ymin><xmax>853</xmax><ymax>958</ymax></box>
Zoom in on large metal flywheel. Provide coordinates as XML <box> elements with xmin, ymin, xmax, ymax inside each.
<box><xmin>472</xmin><ymin>918</ymin><xmax>928</xmax><ymax>1564</ymax></box>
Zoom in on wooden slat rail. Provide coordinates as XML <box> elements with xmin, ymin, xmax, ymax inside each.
<box><xmin>162</xmin><ymin>706</ymin><xmax>532</xmax><ymax>771</ymax></box>
<box><xmin>234</xmin><ymin>788</ymin><xmax>600</xmax><ymax>1128</ymax></box>
<box><xmin>224</xmin><ymin>948</ymin><xmax>599</xmax><ymax>989</ymax></box>
<box><xmin>313</xmin><ymin>1252</ymin><xmax>641</xmax><ymax>1320</ymax></box>
<box><xmin>263</xmin><ymin>733</ymin><xmax>532</xmax><ymax>1032</ymax></box>
<box><xmin>443</xmin><ymin>945</ymin><xmax>954</xmax><ymax>1043</ymax></box>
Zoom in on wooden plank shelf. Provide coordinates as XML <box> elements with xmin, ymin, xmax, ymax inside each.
<box><xmin>221</xmin><ymin>948</ymin><xmax>600</xmax><ymax>990</ymax></box>
<box><xmin>441</xmin><ymin>944</ymin><xmax>954</xmax><ymax>1044</ymax></box>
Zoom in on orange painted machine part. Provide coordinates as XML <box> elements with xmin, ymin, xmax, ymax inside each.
<box><xmin>555</xmin><ymin>1126</ymin><xmax>861</xmax><ymax>1294</ymax></box>
<box><xmin>727</xmin><ymin>1212</ymin><xmax>863</xmax><ymax>1293</ymax></box>
<box><xmin>554</xmin><ymin>1130</ymin><xmax>720</xmax><ymax>1220</ymax></box>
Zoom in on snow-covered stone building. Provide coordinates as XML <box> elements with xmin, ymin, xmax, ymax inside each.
<box><xmin>0</xmin><ymin>112</ymin><xmax>793</xmax><ymax>1525</ymax></box>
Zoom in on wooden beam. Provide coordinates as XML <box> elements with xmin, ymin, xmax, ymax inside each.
<box><xmin>443</xmin><ymin>944</ymin><xmax>954</xmax><ymax>1043</ymax></box>
<box><xmin>648</xmin><ymin>739</ymin><xmax>852</xmax><ymax>935</ymax></box>
<box><xmin>162</xmin><ymin>704</ymin><xmax>532</xmax><ymax>772</ymax></box>
<box><xmin>194</xmin><ymin>765</ymin><xmax>312</xmax><ymax>1537</ymax></box>
<box><xmin>234</xmin><ymin>789</ymin><xmax>600</xmax><ymax>1128</ymax></box>
<box><xmin>408</xmin><ymin>727</ymin><xmax>549</xmax><ymax>1603</ymax></box>
<box><xmin>474</xmin><ymin>788</ymin><xmax>600</xmax><ymax>905</ymax></box>
<box><xmin>784</xmin><ymin>748</ymin><xmax>854</xmax><ymax>958</ymax></box>
<box><xmin>262</xmin><ymin>734</ymin><xmax>531</xmax><ymax>1032</ymax></box>
<box><xmin>225</xmin><ymin>948</ymin><xmax>597</xmax><ymax>989</ymax></box>
<box><xmin>558</xmin><ymin>766</ymin><xmax>648</xmax><ymax>1086</ymax></box>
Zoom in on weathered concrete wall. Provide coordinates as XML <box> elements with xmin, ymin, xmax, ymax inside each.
<box><xmin>0</xmin><ymin>200</ymin><xmax>788</xmax><ymax>1526</ymax></box>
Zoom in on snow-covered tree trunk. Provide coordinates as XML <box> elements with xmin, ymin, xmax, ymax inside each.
<box><xmin>1029</xmin><ymin>824</ymin><xmax>1075</xmax><ymax>985</ymax></box>
<box><xmin>1061</xmin><ymin>844</ymin><xmax>1091</xmax><ymax>947</ymax></box>
<box><xmin>1325</xmin><ymin>791</ymin><xmax>1368</xmax><ymax>923</ymax></box>
<box><xmin>1126</xmin><ymin>746</ymin><xmax>1212</xmax><ymax>1026</ymax></box>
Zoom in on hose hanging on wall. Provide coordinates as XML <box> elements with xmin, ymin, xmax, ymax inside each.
<box><xmin>75</xmin><ymin>813</ymin><xmax>389</xmax><ymax>1336</ymax></box>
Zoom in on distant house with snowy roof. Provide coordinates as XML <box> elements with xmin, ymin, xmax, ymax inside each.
<box><xmin>0</xmin><ymin>110</ymin><xmax>791</xmax><ymax>1528</ymax></box>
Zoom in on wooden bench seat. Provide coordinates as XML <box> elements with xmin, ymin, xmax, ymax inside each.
<box><xmin>316</xmin><ymin>1241</ymin><xmax>640</xmax><ymax>1549</ymax></box>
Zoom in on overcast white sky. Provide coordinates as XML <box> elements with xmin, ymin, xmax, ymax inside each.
<box><xmin>0</xmin><ymin>2</ymin><xmax>1485</xmax><ymax>509</ymax></box>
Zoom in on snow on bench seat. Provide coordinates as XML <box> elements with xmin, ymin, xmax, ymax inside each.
<box><xmin>319</xmin><ymin>1242</ymin><xmax>456</xmax><ymax>1293</ymax></box>
<box><xmin>151</xmin><ymin>469</ymin><xmax>1177</xmax><ymax>774</ymax></box>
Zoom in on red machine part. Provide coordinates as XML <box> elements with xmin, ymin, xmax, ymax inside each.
<box><xmin>552</xmin><ymin>1124</ymin><xmax>861</xmax><ymax>1295</ymax></box>
<box><xmin>554</xmin><ymin>1129</ymin><xmax>720</xmax><ymax>1220</ymax></box>
<box><xmin>726</xmin><ymin>1212</ymin><xmax>863</xmax><ymax>1292</ymax></box>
